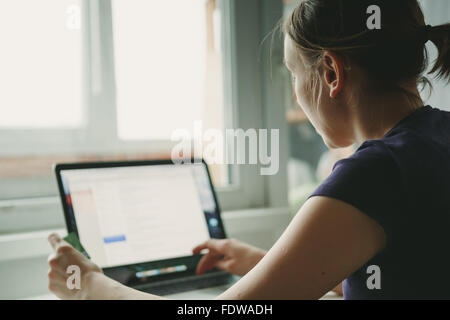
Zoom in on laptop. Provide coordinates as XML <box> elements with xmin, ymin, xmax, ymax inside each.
<box><xmin>54</xmin><ymin>159</ymin><xmax>236</xmax><ymax>296</ymax></box>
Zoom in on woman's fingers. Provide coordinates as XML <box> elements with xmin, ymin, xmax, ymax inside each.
<box><xmin>192</xmin><ymin>243</ymin><xmax>208</xmax><ymax>255</ymax></box>
<box><xmin>197</xmin><ymin>255</ymin><xmax>235</xmax><ymax>275</ymax></box>
<box><xmin>47</xmin><ymin>267</ymin><xmax>67</xmax><ymax>284</ymax></box>
<box><xmin>215</xmin><ymin>257</ymin><xmax>234</xmax><ymax>272</ymax></box>
<box><xmin>48</xmin><ymin>233</ymin><xmax>77</xmax><ymax>258</ymax></box>
<box><xmin>47</xmin><ymin>269</ymin><xmax>72</xmax><ymax>298</ymax></box>
<box><xmin>48</xmin><ymin>233</ymin><xmax>64</xmax><ymax>251</ymax></box>
<box><xmin>47</xmin><ymin>233</ymin><xmax>86</xmax><ymax>275</ymax></box>
<box><xmin>46</xmin><ymin>232</ymin><xmax>104</xmax><ymax>299</ymax></box>
<box><xmin>194</xmin><ymin>239</ymin><xmax>237</xmax><ymax>274</ymax></box>
<box><xmin>47</xmin><ymin>253</ymin><xmax>67</xmax><ymax>273</ymax></box>
<box><xmin>192</xmin><ymin>239</ymin><xmax>227</xmax><ymax>255</ymax></box>
<box><xmin>196</xmin><ymin>252</ymin><xmax>224</xmax><ymax>275</ymax></box>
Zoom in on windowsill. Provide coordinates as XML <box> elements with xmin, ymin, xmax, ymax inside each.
<box><xmin>0</xmin><ymin>228</ymin><xmax>67</xmax><ymax>262</ymax></box>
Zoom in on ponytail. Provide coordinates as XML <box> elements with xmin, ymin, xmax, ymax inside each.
<box><xmin>427</xmin><ymin>23</ymin><xmax>450</xmax><ymax>83</ymax></box>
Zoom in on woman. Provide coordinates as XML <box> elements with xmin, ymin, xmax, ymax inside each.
<box><xmin>47</xmin><ymin>0</ymin><xmax>450</xmax><ymax>299</ymax></box>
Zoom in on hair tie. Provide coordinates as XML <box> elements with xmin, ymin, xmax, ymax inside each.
<box><xmin>422</xmin><ymin>24</ymin><xmax>433</xmax><ymax>43</ymax></box>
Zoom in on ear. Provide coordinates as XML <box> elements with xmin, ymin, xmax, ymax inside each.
<box><xmin>322</xmin><ymin>51</ymin><xmax>344</xmax><ymax>98</ymax></box>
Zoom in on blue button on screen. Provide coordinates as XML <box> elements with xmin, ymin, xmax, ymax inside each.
<box><xmin>103</xmin><ymin>235</ymin><xmax>126</xmax><ymax>244</ymax></box>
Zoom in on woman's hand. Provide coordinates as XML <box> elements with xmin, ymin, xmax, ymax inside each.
<box><xmin>193</xmin><ymin>238</ymin><xmax>266</xmax><ymax>277</ymax></box>
<box><xmin>47</xmin><ymin>233</ymin><xmax>103</xmax><ymax>300</ymax></box>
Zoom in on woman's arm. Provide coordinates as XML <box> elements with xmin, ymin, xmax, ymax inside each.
<box><xmin>48</xmin><ymin>196</ymin><xmax>385</xmax><ymax>299</ymax></box>
<box><xmin>215</xmin><ymin>196</ymin><xmax>386</xmax><ymax>299</ymax></box>
<box><xmin>81</xmin><ymin>272</ymin><xmax>165</xmax><ymax>300</ymax></box>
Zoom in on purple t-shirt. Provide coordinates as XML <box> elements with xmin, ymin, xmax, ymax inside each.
<box><xmin>309</xmin><ymin>105</ymin><xmax>450</xmax><ymax>299</ymax></box>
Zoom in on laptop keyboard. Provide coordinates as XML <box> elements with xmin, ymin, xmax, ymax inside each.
<box><xmin>135</xmin><ymin>272</ymin><xmax>236</xmax><ymax>296</ymax></box>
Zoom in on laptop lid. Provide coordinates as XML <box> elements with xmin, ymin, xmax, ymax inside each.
<box><xmin>54</xmin><ymin>159</ymin><xmax>227</xmax><ymax>287</ymax></box>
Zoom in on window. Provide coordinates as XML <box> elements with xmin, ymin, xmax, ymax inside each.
<box><xmin>111</xmin><ymin>0</ymin><xmax>228</xmax><ymax>185</ymax></box>
<box><xmin>0</xmin><ymin>0</ymin><xmax>87</xmax><ymax>202</ymax></box>
<box><xmin>0</xmin><ymin>0</ymin><xmax>283</xmax><ymax>234</ymax></box>
<box><xmin>0</xmin><ymin>0</ymin><xmax>84</xmax><ymax>129</ymax></box>
<box><xmin>112</xmin><ymin>0</ymin><xmax>224</xmax><ymax>141</ymax></box>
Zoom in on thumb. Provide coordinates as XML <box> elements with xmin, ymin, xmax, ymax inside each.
<box><xmin>48</xmin><ymin>233</ymin><xmax>63</xmax><ymax>251</ymax></box>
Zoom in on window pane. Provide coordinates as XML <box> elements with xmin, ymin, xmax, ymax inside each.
<box><xmin>112</xmin><ymin>0</ymin><xmax>229</xmax><ymax>186</ymax></box>
<box><xmin>0</xmin><ymin>0</ymin><xmax>84</xmax><ymax>128</ymax></box>
<box><xmin>112</xmin><ymin>0</ymin><xmax>224</xmax><ymax>141</ymax></box>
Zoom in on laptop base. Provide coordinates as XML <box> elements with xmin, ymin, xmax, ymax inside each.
<box><xmin>134</xmin><ymin>272</ymin><xmax>237</xmax><ymax>296</ymax></box>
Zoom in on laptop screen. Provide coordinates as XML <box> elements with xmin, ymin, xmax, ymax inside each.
<box><xmin>58</xmin><ymin>162</ymin><xmax>224</xmax><ymax>269</ymax></box>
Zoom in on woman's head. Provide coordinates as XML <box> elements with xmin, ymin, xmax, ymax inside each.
<box><xmin>283</xmin><ymin>0</ymin><xmax>450</xmax><ymax>148</ymax></box>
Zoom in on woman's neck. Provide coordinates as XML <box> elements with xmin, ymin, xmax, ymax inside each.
<box><xmin>351</xmin><ymin>86</ymin><xmax>424</xmax><ymax>145</ymax></box>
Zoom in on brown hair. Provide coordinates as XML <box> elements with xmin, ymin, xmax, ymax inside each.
<box><xmin>284</xmin><ymin>0</ymin><xmax>450</xmax><ymax>94</ymax></box>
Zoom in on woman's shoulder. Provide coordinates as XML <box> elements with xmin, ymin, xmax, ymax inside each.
<box><xmin>334</xmin><ymin>139</ymin><xmax>399</xmax><ymax>175</ymax></box>
<box><xmin>352</xmin><ymin>105</ymin><xmax>450</xmax><ymax>168</ymax></box>
<box><xmin>312</xmin><ymin>140</ymin><xmax>401</xmax><ymax>198</ymax></box>
<box><xmin>310</xmin><ymin>141</ymin><xmax>403</xmax><ymax>234</ymax></box>
<box><xmin>380</xmin><ymin>105</ymin><xmax>450</xmax><ymax>152</ymax></box>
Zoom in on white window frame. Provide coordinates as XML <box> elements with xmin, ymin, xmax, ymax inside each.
<box><xmin>0</xmin><ymin>0</ymin><xmax>289</xmax><ymax>234</ymax></box>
